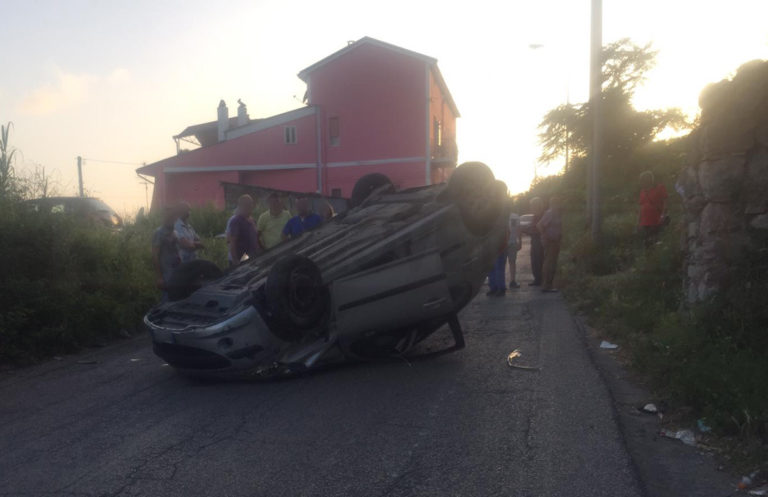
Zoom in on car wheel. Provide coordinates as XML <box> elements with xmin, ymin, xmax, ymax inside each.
<box><xmin>265</xmin><ymin>255</ymin><xmax>329</xmax><ymax>342</ymax></box>
<box><xmin>167</xmin><ymin>260</ymin><xmax>224</xmax><ymax>301</ymax></box>
<box><xmin>349</xmin><ymin>173</ymin><xmax>394</xmax><ymax>208</ymax></box>
<box><xmin>446</xmin><ymin>162</ymin><xmax>505</xmax><ymax>236</ymax></box>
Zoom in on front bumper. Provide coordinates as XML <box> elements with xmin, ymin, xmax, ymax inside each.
<box><xmin>146</xmin><ymin>306</ymin><xmax>283</xmax><ymax>376</ymax></box>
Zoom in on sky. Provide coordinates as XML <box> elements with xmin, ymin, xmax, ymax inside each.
<box><xmin>2</xmin><ymin>0</ymin><xmax>767</xmax><ymax>216</ymax></box>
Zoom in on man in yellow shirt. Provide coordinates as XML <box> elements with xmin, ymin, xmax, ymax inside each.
<box><xmin>257</xmin><ymin>193</ymin><xmax>292</xmax><ymax>250</ymax></box>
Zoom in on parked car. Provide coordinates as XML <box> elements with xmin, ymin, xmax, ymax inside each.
<box><xmin>24</xmin><ymin>197</ymin><xmax>123</xmax><ymax>229</ymax></box>
<box><xmin>144</xmin><ymin>162</ymin><xmax>508</xmax><ymax>379</ymax></box>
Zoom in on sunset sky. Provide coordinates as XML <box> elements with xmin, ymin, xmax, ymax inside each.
<box><xmin>2</xmin><ymin>0</ymin><xmax>767</xmax><ymax>215</ymax></box>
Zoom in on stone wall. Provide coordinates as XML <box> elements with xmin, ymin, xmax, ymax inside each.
<box><xmin>678</xmin><ymin>60</ymin><xmax>768</xmax><ymax>302</ymax></box>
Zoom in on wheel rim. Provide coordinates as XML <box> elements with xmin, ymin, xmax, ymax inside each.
<box><xmin>287</xmin><ymin>268</ymin><xmax>318</xmax><ymax>316</ymax></box>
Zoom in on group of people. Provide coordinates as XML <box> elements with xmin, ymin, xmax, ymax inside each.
<box><xmin>485</xmin><ymin>168</ymin><xmax>668</xmax><ymax>297</ymax></box>
<box><xmin>152</xmin><ymin>194</ymin><xmax>333</xmax><ymax>296</ymax></box>
<box><xmin>225</xmin><ymin>193</ymin><xmax>332</xmax><ymax>265</ymax></box>
<box><xmin>487</xmin><ymin>195</ymin><xmax>563</xmax><ymax>297</ymax></box>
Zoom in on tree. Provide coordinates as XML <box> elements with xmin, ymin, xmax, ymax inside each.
<box><xmin>537</xmin><ymin>39</ymin><xmax>690</xmax><ymax>169</ymax></box>
<box><xmin>22</xmin><ymin>164</ymin><xmax>58</xmax><ymax>200</ymax></box>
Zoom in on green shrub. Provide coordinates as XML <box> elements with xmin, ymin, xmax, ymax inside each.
<box><xmin>188</xmin><ymin>202</ymin><xmax>231</xmax><ymax>238</ymax></box>
<box><xmin>0</xmin><ymin>201</ymin><xmax>230</xmax><ymax>365</ymax></box>
<box><xmin>0</xmin><ymin>202</ymin><xmax>158</xmax><ymax>364</ymax></box>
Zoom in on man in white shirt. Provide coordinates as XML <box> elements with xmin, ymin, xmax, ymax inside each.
<box><xmin>174</xmin><ymin>202</ymin><xmax>204</xmax><ymax>263</ymax></box>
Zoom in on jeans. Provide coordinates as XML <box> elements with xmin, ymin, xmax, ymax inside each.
<box><xmin>488</xmin><ymin>254</ymin><xmax>507</xmax><ymax>292</ymax></box>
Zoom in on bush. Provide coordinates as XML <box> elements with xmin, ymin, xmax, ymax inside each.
<box><xmin>0</xmin><ymin>201</ymin><xmax>231</xmax><ymax>365</ymax></box>
<box><xmin>0</xmin><ymin>202</ymin><xmax>158</xmax><ymax>364</ymax></box>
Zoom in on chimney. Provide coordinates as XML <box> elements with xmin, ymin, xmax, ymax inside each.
<box><xmin>236</xmin><ymin>99</ymin><xmax>249</xmax><ymax>127</ymax></box>
<box><xmin>217</xmin><ymin>100</ymin><xmax>229</xmax><ymax>142</ymax></box>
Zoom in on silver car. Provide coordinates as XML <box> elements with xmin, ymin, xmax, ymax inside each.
<box><xmin>145</xmin><ymin>162</ymin><xmax>508</xmax><ymax>379</ymax></box>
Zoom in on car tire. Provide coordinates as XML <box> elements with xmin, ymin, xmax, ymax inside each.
<box><xmin>167</xmin><ymin>260</ymin><xmax>224</xmax><ymax>301</ymax></box>
<box><xmin>265</xmin><ymin>255</ymin><xmax>329</xmax><ymax>342</ymax></box>
<box><xmin>446</xmin><ymin>162</ymin><xmax>505</xmax><ymax>236</ymax></box>
<box><xmin>349</xmin><ymin>173</ymin><xmax>394</xmax><ymax>208</ymax></box>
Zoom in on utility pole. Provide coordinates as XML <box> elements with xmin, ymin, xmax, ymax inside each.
<box><xmin>589</xmin><ymin>0</ymin><xmax>603</xmax><ymax>241</ymax></box>
<box><xmin>77</xmin><ymin>156</ymin><xmax>84</xmax><ymax>197</ymax></box>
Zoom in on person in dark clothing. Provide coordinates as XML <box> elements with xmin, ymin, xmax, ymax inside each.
<box><xmin>227</xmin><ymin>194</ymin><xmax>260</xmax><ymax>266</ymax></box>
<box><xmin>537</xmin><ymin>196</ymin><xmax>563</xmax><ymax>293</ymax></box>
<box><xmin>528</xmin><ymin>196</ymin><xmax>545</xmax><ymax>286</ymax></box>
<box><xmin>152</xmin><ymin>206</ymin><xmax>181</xmax><ymax>301</ymax></box>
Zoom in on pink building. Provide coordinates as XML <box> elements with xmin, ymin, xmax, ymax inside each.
<box><xmin>137</xmin><ymin>37</ymin><xmax>459</xmax><ymax>210</ymax></box>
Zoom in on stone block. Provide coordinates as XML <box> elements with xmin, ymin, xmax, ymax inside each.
<box><xmin>687</xmin><ymin>221</ymin><xmax>699</xmax><ymax>240</ymax></box>
<box><xmin>743</xmin><ymin>147</ymin><xmax>768</xmax><ymax>214</ymax></box>
<box><xmin>676</xmin><ymin>164</ymin><xmax>701</xmax><ymax>199</ymax></box>
<box><xmin>700</xmin><ymin>118</ymin><xmax>755</xmax><ymax>159</ymax></box>
<box><xmin>683</xmin><ymin>195</ymin><xmax>707</xmax><ymax>219</ymax></box>
<box><xmin>698</xmin><ymin>155</ymin><xmax>746</xmax><ymax>202</ymax></box>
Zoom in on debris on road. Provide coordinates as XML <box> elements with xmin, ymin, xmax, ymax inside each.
<box><xmin>599</xmin><ymin>340</ymin><xmax>619</xmax><ymax>350</ymax></box>
<box><xmin>639</xmin><ymin>403</ymin><xmax>658</xmax><ymax>414</ymax></box>
<box><xmin>739</xmin><ymin>475</ymin><xmax>753</xmax><ymax>490</ymax></box>
<box><xmin>659</xmin><ymin>428</ymin><xmax>696</xmax><ymax>446</ymax></box>
<box><xmin>506</xmin><ymin>349</ymin><xmax>541</xmax><ymax>371</ymax></box>
<box><xmin>130</xmin><ymin>358</ymin><xmax>141</xmax><ymax>362</ymax></box>
<box><xmin>696</xmin><ymin>418</ymin><xmax>712</xmax><ymax>433</ymax></box>
<box><xmin>749</xmin><ymin>485</ymin><xmax>768</xmax><ymax>496</ymax></box>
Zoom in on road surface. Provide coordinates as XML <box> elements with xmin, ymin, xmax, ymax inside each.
<box><xmin>0</xmin><ymin>255</ymin><xmax>643</xmax><ymax>497</ymax></box>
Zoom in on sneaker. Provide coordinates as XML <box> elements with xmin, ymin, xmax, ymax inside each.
<box><xmin>496</xmin><ymin>289</ymin><xmax>507</xmax><ymax>297</ymax></box>
<box><xmin>486</xmin><ymin>290</ymin><xmax>497</xmax><ymax>297</ymax></box>
<box><xmin>528</xmin><ymin>281</ymin><xmax>541</xmax><ymax>287</ymax></box>
<box><xmin>509</xmin><ymin>282</ymin><xmax>520</xmax><ymax>289</ymax></box>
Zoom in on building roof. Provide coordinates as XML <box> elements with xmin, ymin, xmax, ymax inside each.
<box><xmin>174</xmin><ymin>117</ymin><xmax>264</xmax><ymax>148</ymax></box>
<box><xmin>297</xmin><ymin>37</ymin><xmax>460</xmax><ymax>117</ymax></box>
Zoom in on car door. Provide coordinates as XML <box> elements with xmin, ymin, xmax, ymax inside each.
<box><xmin>331</xmin><ymin>249</ymin><xmax>452</xmax><ymax>337</ymax></box>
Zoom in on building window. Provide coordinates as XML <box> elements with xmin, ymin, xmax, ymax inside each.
<box><xmin>328</xmin><ymin>117</ymin><xmax>340</xmax><ymax>147</ymax></box>
<box><xmin>331</xmin><ymin>188</ymin><xmax>342</xmax><ymax>198</ymax></box>
<box><xmin>284</xmin><ymin>126</ymin><xmax>297</xmax><ymax>144</ymax></box>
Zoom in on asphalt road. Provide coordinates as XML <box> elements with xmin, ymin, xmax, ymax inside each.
<box><xmin>0</xmin><ymin>260</ymin><xmax>644</xmax><ymax>497</ymax></box>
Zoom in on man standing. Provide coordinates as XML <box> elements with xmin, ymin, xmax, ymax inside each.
<box><xmin>227</xmin><ymin>194</ymin><xmax>260</xmax><ymax>266</ymax></box>
<box><xmin>537</xmin><ymin>196</ymin><xmax>563</xmax><ymax>293</ymax></box>
<box><xmin>174</xmin><ymin>201</ymin><xmax>204</xmax><ymax>263</ymax></box>
<box><xmin>152</xmin><ymin>206</ymin><xmax>181</xmax><ymax>300</ymax></box>
<box><xmin>638</xmin><ymin>171</ymin><xmax>668</xmax><ymax>246</ymax></box>
<box><xmin>528</xmin><ymin>197</ymin><xmax>545</xmax><ymax>286</ymax></box>
<box><xmin>257</xmin><ymin>193</ymin><xmax>292</xmax><ymax>250</ymax></box>
<box><xmin>507</xmin><ymin>211</ymin><xmax>523</xmax><ymax>289</ymax></box>
<box><xmin>282</xmin><ymin>197</ymin><xmax>323</xmax><ymax>240</ymax></box>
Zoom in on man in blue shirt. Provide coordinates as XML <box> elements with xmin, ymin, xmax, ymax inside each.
<box><xmin>282</xmin><ymin>197</ymin><xmax>323</xmax><ymax>240</ymax></box>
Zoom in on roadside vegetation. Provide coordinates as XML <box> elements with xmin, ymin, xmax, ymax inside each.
<box><xmin>0</xmin><ymin>122</ymin><xmax>229</xmax><ymax>365</ymax></box>
<box><xmin>520</xmin><ymin>42</ymin><xmax>767</xmax><ymax>466</ymax></box>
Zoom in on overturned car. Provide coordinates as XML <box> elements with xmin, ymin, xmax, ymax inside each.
<box><xmin>145</xmin><ymin>162</ymin><xmax>509</xmax><ymax>378</ymax></box>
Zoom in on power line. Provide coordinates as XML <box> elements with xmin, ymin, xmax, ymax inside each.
<box><xmin>81</xmin><ymin>157</ymin><xmax>145</xmax><ymax>166</ymax></box>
